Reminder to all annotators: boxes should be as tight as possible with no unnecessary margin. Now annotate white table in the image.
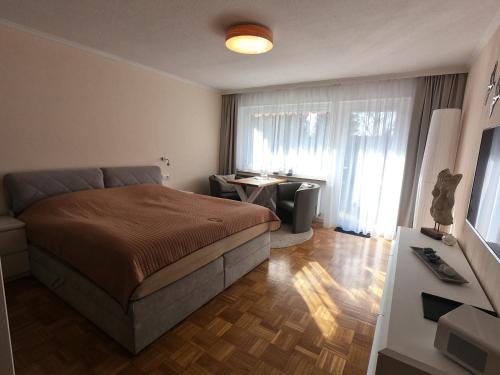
[368,227,493,375]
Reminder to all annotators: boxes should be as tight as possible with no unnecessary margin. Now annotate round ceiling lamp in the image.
[225,24,273,54]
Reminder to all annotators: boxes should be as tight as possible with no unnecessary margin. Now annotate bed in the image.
[3,166,280,353]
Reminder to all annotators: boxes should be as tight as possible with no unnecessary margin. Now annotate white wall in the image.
[0,24,221,214]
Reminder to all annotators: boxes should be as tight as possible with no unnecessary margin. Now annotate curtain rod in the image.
[222,66,468,95]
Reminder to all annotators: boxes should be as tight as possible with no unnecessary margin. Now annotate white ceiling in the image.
[1,0,500,91]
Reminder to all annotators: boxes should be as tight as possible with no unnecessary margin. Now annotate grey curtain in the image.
[219,94,238,175]
[397,73,468,227]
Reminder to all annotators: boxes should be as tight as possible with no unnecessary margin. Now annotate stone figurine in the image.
[430,169,463,228]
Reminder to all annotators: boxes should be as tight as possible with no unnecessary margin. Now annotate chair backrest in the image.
[208,175,221,197]
[277,182,302,202]
[297,182,320,192]
[296,182,320,204]
[293,183,320,233]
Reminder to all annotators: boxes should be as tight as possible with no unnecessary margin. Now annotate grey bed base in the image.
[29,231,270,354]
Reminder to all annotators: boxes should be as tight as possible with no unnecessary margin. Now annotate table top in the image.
[381,227,493,374]
[227,177,287,187]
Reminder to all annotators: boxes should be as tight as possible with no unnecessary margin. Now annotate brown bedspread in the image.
[19,184,280,309]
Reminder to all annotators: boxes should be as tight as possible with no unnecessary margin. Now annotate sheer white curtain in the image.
[236,87,334,178]
[236,79,416,239]
[321,80,416,239]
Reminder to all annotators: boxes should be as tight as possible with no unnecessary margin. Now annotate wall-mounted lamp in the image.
[160,156,170,166]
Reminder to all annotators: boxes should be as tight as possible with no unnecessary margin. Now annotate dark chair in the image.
[276,182,320,233]
[209,175,240,200]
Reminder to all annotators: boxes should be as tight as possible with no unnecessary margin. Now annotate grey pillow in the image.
[102,166,162,187]
[214,174,237,193]
[3,168,105,215]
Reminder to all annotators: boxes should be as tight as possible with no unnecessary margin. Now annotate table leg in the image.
[233,185,266,204]
[247,186,264,203]
[233,185,249,202]
[269,198,277,211]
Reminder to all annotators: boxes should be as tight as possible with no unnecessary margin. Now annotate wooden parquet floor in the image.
[5,225,391,375]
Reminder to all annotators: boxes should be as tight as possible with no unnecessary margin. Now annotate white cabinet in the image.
[368,227,493,375]
[0,216,29,280]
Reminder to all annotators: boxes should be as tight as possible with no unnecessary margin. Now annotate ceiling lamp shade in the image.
[225,24,273,54]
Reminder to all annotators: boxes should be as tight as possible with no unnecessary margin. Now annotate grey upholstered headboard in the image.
[3,168,105,215]
[101,166,162,188]
[3,165,162,215]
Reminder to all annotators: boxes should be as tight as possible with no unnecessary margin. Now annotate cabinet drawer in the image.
[1,251,30,280]
[0,229,27,255]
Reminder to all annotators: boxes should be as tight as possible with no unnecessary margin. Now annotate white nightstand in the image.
[0,216,29,281]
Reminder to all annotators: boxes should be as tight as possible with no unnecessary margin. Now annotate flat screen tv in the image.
[467,124,500,260]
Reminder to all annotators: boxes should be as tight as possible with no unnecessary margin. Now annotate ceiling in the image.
[1,0,499,91]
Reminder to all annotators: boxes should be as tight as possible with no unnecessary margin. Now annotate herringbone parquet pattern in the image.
[5,225,391,374]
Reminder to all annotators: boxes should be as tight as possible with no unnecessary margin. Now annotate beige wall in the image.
[0,24,221,214]
[454,25,500,311]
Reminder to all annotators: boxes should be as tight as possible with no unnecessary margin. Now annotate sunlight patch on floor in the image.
[368,285,383,298]
[290,234,391,338]
[365,266,387,280]
[309,261,358,302]
[292,264,341,338]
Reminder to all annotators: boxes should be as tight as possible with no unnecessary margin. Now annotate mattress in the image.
[131,221,273,300]
[19,184,280,309]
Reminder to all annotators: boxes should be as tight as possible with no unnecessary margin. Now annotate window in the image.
[236,79,416,238]
[236,102,332,178]
[335,102,412,237]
